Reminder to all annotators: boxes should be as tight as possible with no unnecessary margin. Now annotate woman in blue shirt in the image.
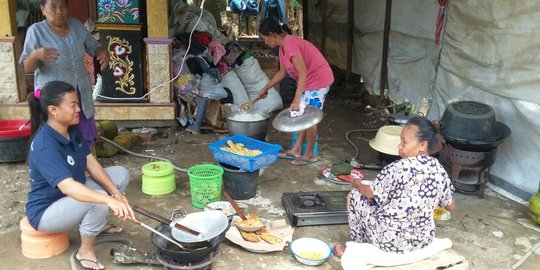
[26,81,135,270]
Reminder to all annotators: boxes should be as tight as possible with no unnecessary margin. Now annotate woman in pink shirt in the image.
[257,18,334,166]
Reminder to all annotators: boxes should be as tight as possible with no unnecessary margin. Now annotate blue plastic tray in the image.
[209,134,282,172]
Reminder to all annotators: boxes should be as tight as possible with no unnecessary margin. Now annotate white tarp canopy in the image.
[305,0,540,201]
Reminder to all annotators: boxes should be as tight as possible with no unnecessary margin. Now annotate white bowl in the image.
[290,238,332,266]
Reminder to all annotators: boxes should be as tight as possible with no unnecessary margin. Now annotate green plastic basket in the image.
[187,164,224,208]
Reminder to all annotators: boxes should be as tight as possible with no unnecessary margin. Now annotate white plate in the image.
[203,201,236,217]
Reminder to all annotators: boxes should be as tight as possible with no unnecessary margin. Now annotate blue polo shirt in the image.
[26,124,90,229]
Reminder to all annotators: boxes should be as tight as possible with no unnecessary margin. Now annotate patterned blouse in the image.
[20,18,100,118]
[349,155,455,253]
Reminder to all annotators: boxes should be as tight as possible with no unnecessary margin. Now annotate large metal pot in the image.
[226,111,270,141]
[440,101,511,150]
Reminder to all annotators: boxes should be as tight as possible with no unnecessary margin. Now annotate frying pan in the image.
[132,205,227,249]
[151,223,228,262]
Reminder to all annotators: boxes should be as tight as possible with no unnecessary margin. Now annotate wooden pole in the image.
[380,0,392,100]
[321,0,327,55]
[303,0,309,39]
[346,0,354,86]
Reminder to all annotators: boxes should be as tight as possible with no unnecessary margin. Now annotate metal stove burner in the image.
[444,145,497,198]
[282,191,348,227]
[156,248,220,270]
[293,193,326,210]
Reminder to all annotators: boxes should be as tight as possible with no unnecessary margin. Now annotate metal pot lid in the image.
[272,105,324,133]
[170,211,229,243]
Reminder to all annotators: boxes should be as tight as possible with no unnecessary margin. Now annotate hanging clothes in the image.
[435,0,447,45]
[229,0,260,16]
[263,0,286,24]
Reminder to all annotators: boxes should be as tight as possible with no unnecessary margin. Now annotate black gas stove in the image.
[281,191,349,227]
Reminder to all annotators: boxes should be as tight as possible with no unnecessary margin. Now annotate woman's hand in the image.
[107,197,136,221]
[96,49,110,71]
[257,88,269,100]
[34,47,60,63]
[351,179,374,200]
[112,192,128,203]
[290,97,301,111]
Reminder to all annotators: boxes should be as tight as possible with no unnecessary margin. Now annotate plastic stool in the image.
[20,217,69,259]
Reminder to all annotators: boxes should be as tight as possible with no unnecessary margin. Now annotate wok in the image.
[442,122,511,152]
[132,205,228,249]
[151,223,228,262]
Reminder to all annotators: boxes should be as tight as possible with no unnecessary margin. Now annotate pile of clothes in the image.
[172,31,282,134]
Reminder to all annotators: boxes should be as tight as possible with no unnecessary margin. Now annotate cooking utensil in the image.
[223,190,247,220]
[239,97,260,111]
[226,111,270,141]
[272,105,324,133]
[223,190,264,232]
[169,211,229,244]
[151,224,227,262]
[129,218,187,250]
[131,205,201,237]
[440,101,510,144]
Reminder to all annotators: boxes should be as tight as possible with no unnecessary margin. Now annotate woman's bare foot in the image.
[333,243,346,258]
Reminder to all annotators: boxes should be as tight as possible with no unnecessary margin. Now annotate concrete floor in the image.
[1,97,540,270]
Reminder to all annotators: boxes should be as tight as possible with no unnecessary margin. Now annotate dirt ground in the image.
[1,91,540,269]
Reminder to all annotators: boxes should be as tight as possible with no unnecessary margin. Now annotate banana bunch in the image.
[220,140,262,157]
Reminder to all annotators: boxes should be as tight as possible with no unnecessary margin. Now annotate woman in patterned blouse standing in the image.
[20,0,109,150]
[334,116,456,257]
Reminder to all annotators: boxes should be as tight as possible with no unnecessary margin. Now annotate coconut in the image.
[113,133,138,152]
[100,120,118,140]
[94,140,118,158]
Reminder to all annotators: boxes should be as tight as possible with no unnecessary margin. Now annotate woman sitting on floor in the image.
[334,116,456,257]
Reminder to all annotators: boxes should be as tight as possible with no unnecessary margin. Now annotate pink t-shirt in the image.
[279,35,334,90]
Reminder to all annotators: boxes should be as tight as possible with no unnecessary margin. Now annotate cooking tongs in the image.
[131,205,201,236]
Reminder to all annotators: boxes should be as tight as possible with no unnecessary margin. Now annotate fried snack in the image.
[254,227,268,235]
[261,232,282,245]
[220,140,263,157]
[240,230,261,243]
[235,214,264,228]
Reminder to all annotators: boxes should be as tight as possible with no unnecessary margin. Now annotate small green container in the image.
[141,161,176,195]
[187,164,223,208]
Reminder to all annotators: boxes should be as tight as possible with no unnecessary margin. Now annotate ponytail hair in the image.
[259,17,292,36]
[27,81,76,137]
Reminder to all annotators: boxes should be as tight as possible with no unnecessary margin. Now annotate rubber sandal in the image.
[290,158,319,166]
[98,223,123,236]
[76,256,105,270]
[278,152,300,160]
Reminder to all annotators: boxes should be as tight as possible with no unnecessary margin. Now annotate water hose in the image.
[99,135,188,173]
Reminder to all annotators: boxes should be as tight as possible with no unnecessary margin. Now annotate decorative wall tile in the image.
[97,0,140,24]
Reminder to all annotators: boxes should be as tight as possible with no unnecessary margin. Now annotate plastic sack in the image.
[197,73,228,100]
[222,71,249,105]
[234,56,283,114]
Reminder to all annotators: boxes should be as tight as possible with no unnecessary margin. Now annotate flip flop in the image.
[290,158,319,166]
[76,256,105,270]
[278,152,300,160]
[98,223,123,236]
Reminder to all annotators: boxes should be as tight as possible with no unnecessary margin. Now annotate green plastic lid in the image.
[141,161,174,177]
